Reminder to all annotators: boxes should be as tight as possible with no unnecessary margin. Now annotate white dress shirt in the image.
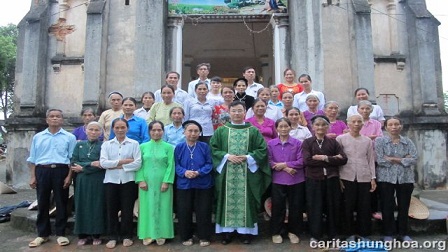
[100,136,142,184]
[246,82,264,97]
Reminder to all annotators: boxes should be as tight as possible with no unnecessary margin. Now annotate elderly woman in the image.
[109,97,149,144]
[245,88,283,121]
[245,98,277,143]
[375,117,417,242]
[72,108,104,141]
[137,121,175,246]
[347,88,385,125]
[98,91,123,140]
[100,118,142,249]
[71,122,105,246]
[336,115,376,241]
[324,101,348,139]
[303,94,325,132]
[163,107,186,147]
[292,74,325,112]
[358,100,383,141]
[175,120,214,247]
[302,115,347,242]
[268,118,304,244]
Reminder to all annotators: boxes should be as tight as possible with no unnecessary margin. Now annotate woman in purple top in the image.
[245,99,277,142]
[324,101,348,139]
[72,108,104,141]
[303,94,325,133]
[267,118,304,244]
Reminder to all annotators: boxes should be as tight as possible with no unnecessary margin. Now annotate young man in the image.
[210,101,271,245]
[243,67,264,98]
[27,109,77,248]
[188,63,211,98]
[154,71,190,104]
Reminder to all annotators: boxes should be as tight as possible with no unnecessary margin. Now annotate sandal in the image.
[77,238,88,246]
[57,236,70,246]
[92,239,102,246]
[123,239,133,247]
[29,237,49,248]
[143,238,154,246]
[156,238,165,245]
[199,240,210,247]
[182,238,193,246]
[106,240,117,249]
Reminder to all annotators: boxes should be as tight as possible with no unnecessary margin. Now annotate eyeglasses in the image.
[230,110,245,114]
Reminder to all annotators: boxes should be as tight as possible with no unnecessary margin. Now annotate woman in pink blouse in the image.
[245,99,277,142]
[358,100,383,140]
[324,101,348,139]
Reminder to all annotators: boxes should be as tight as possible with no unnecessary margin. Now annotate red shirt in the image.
[277,83,304,99]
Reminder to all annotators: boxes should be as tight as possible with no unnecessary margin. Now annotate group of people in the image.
[26,64,418,249]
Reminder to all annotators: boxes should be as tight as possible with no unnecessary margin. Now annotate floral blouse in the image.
[375,135,417,184]
[212,104,230,130]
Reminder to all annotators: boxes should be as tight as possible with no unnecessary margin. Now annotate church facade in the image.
[6,0,447,189]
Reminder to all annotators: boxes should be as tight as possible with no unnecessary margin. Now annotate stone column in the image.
[288,0,324,90]
[386,0,399,54]
[271,14,289,85]
[167,16,184,87]
[83,0,107,112]
[182,56,193,90]
[406,0,442,114]
[350,0,375,97]
[133,0,167,96]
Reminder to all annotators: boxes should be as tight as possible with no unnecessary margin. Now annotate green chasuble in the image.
[136,140,175,239]
[210,122,271,229]
[71,140,106,235]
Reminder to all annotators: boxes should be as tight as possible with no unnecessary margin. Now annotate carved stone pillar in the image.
[82,0,106,112]
[167,16,184,87]
[271,14,289,85]
[387,0,400,54]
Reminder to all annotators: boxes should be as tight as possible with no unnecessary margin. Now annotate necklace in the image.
[86,141,96,157]
[316,138,324,149]
[187,143,196,159]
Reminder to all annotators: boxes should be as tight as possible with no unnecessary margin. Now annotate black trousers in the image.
[176,188,213,241]
[105,182,137,240]
[35,166,70,237]
[378,182,413,236]
[341,180,372,236]
[306,177,341,240]
[271,182,305,236]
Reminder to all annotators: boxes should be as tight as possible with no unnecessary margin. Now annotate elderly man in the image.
[154,71,191,104]
[27,109,77,248]
[210,101,271,245]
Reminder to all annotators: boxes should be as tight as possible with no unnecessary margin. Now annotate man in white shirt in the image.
[243,67,264,98]
[154,71,190,104]
[188,63,211,98]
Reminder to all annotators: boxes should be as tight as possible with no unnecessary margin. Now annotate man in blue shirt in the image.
[27,109,77,248]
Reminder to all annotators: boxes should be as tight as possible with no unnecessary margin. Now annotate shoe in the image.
[77,238,88,246]
[156,238,166,245]
[28,237,49,248]
[123,239,133,247]
[241,234,251,244]
[372,212,383,220]
[143,238,154,246]
[272,235,283,244]
[221,233,232,245]
[106,240,117,249]
[383,236,394,242]
[199,240,210,247]
[57,236,70,246]
[182,239,193,246]
[92,239,102,246]
[288,233,300,244]
[401,235,412,242]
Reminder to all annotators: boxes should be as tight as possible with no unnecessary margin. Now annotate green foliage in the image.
[0,24,18,119]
